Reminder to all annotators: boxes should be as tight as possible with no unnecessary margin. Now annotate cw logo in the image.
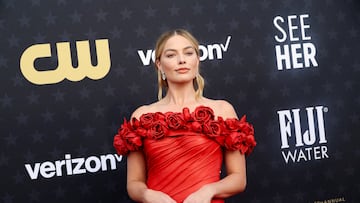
[20,39,111,85]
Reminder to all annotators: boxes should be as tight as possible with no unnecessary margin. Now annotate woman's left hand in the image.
[183,185,215,203]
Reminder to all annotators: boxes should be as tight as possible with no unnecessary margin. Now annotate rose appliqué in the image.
[140,113,155,128]
[148,120,168,139]
[203,120,222,138]
[113,119,143,155]
[113,106,256,156]
[165,112,185,130]
[192,106,214,123]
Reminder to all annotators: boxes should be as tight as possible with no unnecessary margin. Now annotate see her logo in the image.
[273,14,318,70]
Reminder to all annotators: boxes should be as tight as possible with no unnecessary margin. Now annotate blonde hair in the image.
[154,29,205,101]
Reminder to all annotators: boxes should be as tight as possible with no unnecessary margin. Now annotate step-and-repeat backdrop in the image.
[1,1,359,202]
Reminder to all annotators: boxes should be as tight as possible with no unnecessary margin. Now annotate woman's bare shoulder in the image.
[130,101,163,119]
[202,98,238,119]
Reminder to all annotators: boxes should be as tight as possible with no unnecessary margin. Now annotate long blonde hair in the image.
[154,29,205,101]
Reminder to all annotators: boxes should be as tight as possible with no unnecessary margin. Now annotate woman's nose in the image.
[178,54,186,64]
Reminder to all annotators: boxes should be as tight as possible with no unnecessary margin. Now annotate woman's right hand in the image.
[142,189,177,203]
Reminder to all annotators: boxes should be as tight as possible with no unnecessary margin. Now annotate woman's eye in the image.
[185,52,194,55]
[166,54,175,58]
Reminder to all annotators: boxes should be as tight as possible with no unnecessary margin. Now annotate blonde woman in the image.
[114,29,256,203]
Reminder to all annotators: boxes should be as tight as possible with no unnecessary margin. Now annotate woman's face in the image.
[156,35,199,85]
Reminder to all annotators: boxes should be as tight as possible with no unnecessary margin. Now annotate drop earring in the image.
[161,72,166,80]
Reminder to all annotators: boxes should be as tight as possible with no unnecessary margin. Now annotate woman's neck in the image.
[163,82,200,107]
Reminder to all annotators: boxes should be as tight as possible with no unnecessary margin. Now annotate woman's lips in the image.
[175,68,190,73]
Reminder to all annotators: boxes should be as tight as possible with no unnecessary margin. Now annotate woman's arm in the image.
[126,106,176,203]
[208,150,247,198]
[184,100,248,203]
[126,107,149,201]
[126,151,148,201]
[127,151,177,203]
[210,100,247,198]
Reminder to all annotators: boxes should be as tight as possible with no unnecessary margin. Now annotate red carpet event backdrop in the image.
[0,0,359,202]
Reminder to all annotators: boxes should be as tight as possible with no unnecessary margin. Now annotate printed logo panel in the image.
[20,39,111,85]
[277,106,329,163]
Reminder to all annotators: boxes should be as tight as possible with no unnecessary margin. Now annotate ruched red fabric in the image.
[113,106,256,203]
[144,134,224,203]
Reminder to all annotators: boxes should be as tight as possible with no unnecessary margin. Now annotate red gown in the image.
[113,106,256,203]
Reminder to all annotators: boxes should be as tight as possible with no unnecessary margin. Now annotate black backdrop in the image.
[1,0,359,202]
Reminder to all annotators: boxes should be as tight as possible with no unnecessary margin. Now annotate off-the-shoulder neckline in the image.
[135,105,210,116]
[133,105,242,121]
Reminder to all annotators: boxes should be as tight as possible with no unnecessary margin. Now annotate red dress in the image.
[113,106,256,203]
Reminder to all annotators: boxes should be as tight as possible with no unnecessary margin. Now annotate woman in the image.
[114,29,256,203]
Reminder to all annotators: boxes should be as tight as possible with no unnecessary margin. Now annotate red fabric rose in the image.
[224,118,239,131]
[243,134,256,155]
[113,134,128,155]
[192,106,214,123]
[131,117,141,129]
[225,131,256,155]
[214,135,225,146]
[113,119,143,154]
[154,112,166,121]
[148,120,168,139]
[140,113,154,128]
[183,107,192,121]
[239,115,246,123]
[203,121,222,138]
[123,131,142,151]
[225,132,246,151]
[191,121,202,132]
[117,119,132,136]
[223,115,256,155]
[239,122,254,136]
[166,112,185,130]
[135,127,147,137]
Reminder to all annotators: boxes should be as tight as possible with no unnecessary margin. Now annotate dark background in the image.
[0,0,359,202]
